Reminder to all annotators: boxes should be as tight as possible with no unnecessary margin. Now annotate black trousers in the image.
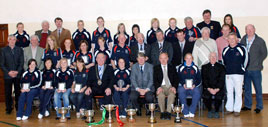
[203,97,222,112]
[130,90,154,109]
[4,78,21,111]
[85,87,112,110]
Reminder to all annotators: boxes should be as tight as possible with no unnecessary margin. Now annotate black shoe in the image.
[241,107,251,111]
[254,108,261,113]
[6,110,12,115]
[67,117,71,120]
[137,110,142,116]
[146,110,151,116]
[55,117,60,120]
[81,116,87,120]
[166,112,171,120]
[160,112,165,120]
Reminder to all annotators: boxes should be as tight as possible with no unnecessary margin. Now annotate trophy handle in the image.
[171,104,174,112]
[101,105,105,110]
[145,103,149,111]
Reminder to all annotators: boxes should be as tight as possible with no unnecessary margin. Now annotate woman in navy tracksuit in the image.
[54,58,74,119]
[73,40,95,70]
[113,23,130,46]
[146,18,162,45]
[42,35,62,68]
[129,24,140,47]
[38,58,56,119]
[70,58,88,118]
[94,37,111,65]
[16,59,41,121]
[177,53,201,118]
[61,38,76,67]
[112,58,131,118]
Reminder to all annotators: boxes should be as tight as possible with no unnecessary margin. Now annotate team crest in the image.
[210,26,214,30]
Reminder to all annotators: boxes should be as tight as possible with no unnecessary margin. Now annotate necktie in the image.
[180,43,184,53]
[163,65,170,86]
[99,67,103,79]
[140,44,143,51]
[159,43,163,53]
[140,66,143,73]
[58,29,61,37]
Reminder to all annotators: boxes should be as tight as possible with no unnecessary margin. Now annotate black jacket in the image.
[130,43,151,63]
[201,62,225,100]
[171,40,195,67]
[153,64,179,91]
[0,46,24,79]
[149,41,173,66]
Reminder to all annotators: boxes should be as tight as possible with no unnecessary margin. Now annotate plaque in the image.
[58,83,66,91]
[23,83,30,90]
[45,81,52,89]
[185,79,193,88]
[75,83,82,92]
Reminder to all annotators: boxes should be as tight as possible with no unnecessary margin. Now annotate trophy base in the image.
[85,119,94,123]
[106,119,114,123]
[128,118,136,123]
[174,118,181,123]
[148,118,156,123]
[60,118,67,123]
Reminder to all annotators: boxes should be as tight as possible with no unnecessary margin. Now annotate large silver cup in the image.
[125,108,138,123]
[84,110,95,123]
[101,104,118,123]
[171,104,181,123]
[117,79,125,91]
[56,107,70,122]
[145,103,157,123]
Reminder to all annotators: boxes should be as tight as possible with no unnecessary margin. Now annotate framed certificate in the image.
[45,81,52,89]
[75,84,82,92]
[185,79,193,88]
[23,83,30,90]
[81,56,88,63]
[58,83,66,91]
[67,59,71,66]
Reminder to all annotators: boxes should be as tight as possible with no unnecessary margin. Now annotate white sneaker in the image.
[189,112,195,118]
[184,114,190,118]
[120,115,126,119]
[38,114,43,119]
[45,110,50,117]
[22,116,28,120]
[16,117,22,121]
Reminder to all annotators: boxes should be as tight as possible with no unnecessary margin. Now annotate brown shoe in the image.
[234,112,240,117]
[225,111,233,115]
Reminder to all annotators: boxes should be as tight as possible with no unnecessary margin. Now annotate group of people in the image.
[0,9,267,122]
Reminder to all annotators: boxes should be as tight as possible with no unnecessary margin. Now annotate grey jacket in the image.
[23,46,44,70]
[0,46,24,79]
[130,62,154,92]
[241,34,267,71]
[149,41,173,66]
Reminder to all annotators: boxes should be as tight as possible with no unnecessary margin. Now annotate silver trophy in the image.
[101,104,118,123]
[84,110,95,123]
[171,104,182,123]
[145,103,158,123]
[125,108,138,123]
[56,107,70,122]
[117,79,125,91]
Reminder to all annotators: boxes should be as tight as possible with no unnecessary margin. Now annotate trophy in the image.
[56,107,70,122]
[84,110,95,123]
[145,103,157,123]
[171,104,182,123]
[117,79,125,91]
[101,104,118,123]
[185,79,193,89]
[22,83,30,90]
[125,108,138,123]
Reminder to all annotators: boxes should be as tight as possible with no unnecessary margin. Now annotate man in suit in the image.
[0,35,24,114]
[130,52,154,116]
[84,52,114,110]
[172,30,195,67]
[51,17,71,49]
[130,33,150,63]
[23,35,44,70]
[154,52,178,120]
[149,29,173,66]
[35,20,51,48]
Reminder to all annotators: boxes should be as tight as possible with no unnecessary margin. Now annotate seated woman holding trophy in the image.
[112,58,131,119]
[16,59,42,121]
[177,53,201,118]
[54,58,74,120]
[70,58,88,118]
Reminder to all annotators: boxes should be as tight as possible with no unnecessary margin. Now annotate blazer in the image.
[23,46,44,70]
[172,40,195,67]
[153,64,179,90]
[35,29,51,40]
[0,46,24,79]
[149,41,173,66]
[51,28,71,49]
[130,43,151,63]
[130,62,154,92]
[87,64,114,90]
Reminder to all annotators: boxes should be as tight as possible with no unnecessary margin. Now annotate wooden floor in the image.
[0,100,267,127]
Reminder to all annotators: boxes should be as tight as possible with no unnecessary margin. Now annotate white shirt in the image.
[138,43,145,52]
[158,41,164,48]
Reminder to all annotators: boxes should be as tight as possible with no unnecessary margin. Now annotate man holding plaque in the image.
[201,52,225,118]
[177,53,201,118]
[85,53,114,110]
[154,53,178,120]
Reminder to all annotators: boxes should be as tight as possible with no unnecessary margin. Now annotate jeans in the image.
[244,70,263,110]
[113,88,130,116]
[17,88,40,117]
[178,86,201,115]
[54,88,71,117]
[39,89,54,115]
[70,92,85,112]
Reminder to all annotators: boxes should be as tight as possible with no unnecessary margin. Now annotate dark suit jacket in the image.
[153,64,179,90]
[0,46,24,79]
[51,28,71,49]
[87,64,114,90]
[149,41,173,66]
[172,40,195,67]
[35,29,51,41]
[130,43,151,63]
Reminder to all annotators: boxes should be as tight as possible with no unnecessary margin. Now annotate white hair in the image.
[41,20,49,26]
[201,27,211,34]
[184,16,193,23]
[30,35,40,42]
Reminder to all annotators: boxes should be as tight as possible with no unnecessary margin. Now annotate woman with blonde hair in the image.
[146,18,161,45]
[113,23,129,46]
[42,35,62,68]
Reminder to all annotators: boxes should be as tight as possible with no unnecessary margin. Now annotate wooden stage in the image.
[0,100,266,127]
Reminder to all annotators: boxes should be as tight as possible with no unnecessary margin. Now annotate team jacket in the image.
[21,68,42,89]
[41,68,57,88]
[177,62,201,87]
[72,29,91,50]
[14,31,30,48]
[55,68,74,89]
[42,48,62,68]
